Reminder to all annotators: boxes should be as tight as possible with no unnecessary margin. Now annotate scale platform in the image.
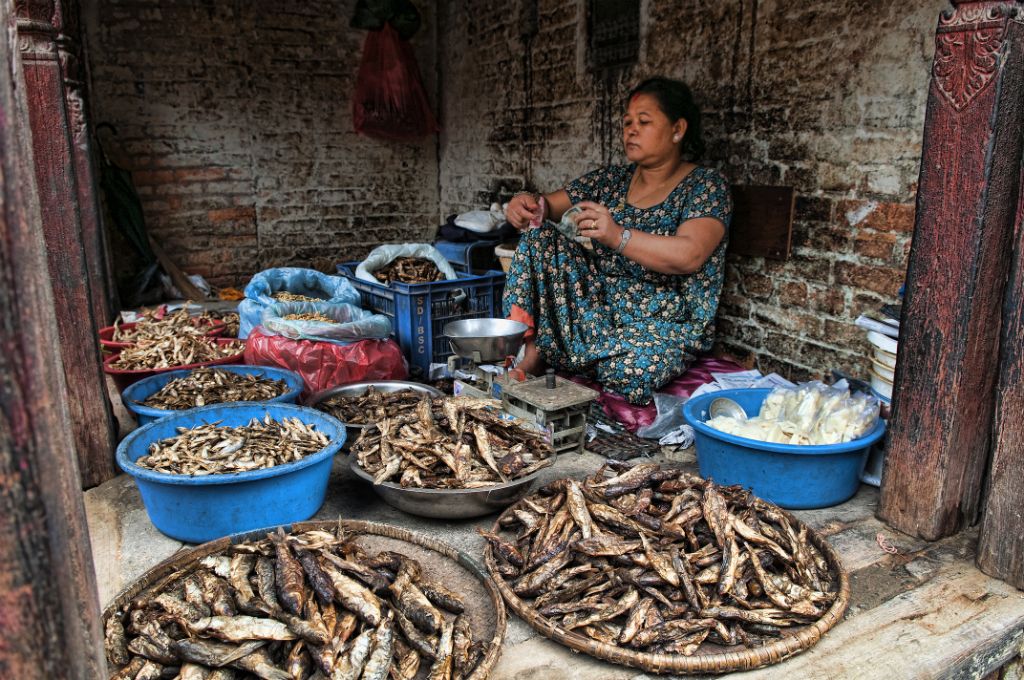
[502,374,598,454]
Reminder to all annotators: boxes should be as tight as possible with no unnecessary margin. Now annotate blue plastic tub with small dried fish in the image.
[116,402,345,543]
[121,364,306,425]
[682,388,886,510]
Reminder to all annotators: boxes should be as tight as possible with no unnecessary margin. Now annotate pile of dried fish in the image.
[111,337,245,371]
[273,292,324,302]
[113,305,217,343]
[372,257,444,285]
[140,368,290,410]
[136,416,329,475]
[105,527,486,680]
[314,387,426,425]
[352,397,553,489]
[200,311,240,337]
[283,312,336,323]
[482,462,839,657]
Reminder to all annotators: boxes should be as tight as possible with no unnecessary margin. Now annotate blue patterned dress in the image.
[503,164,732,404]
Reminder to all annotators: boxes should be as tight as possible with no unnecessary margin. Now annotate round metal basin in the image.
[443,318,528,363]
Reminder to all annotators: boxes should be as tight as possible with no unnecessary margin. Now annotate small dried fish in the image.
[140,368,289,410]
[313,387,425,425]
[282,312,335,323]
[272,292,323,302]
[372,257,444,284]
[105,528,485,680]
[135,416,329,475]
[112,336,244,371]
[113,305,216,343]
[353,397,553,489]
[487,464,840,657]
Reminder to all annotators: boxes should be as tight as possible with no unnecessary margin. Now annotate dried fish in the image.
[135,416,329,476]
[105,528,485,680]
[313,387,425,425]
[140,368,289,410]
[372,257,444,284]
[352,397,553,489]
[272,292,324,302]
[487,464,840,657]
[112,335,244,371]
[282,312,335,323]
[113,305,218,343]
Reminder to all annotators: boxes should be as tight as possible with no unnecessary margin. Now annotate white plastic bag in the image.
[355,243,458,284]
[454,205,505,233]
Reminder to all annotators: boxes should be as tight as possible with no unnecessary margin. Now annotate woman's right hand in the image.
[506,192,542,230]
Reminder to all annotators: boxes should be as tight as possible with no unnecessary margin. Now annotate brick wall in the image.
[83,0,439,290]
[438,0,944,381]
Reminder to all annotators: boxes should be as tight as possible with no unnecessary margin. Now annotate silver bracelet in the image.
[615,228,632,254]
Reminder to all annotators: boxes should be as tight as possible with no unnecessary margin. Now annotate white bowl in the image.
[867,330,898,354]
[871,358,894,381]
[873,347,897,369]
[870,369,893,400]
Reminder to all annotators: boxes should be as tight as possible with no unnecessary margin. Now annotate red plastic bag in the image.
[353,23,439,141]
[245,329,408,397]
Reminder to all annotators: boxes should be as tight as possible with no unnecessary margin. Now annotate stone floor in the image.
[86,436,1024,679]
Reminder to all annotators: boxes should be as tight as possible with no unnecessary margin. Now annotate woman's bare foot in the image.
[516,339,547,377]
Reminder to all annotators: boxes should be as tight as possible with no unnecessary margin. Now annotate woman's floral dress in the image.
[503,164,732,404]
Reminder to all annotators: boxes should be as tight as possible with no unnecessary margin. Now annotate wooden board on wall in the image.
[728,185,795,260]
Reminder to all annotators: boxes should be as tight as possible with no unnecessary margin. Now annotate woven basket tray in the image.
[104,519,507,680]
[484,508,850,675]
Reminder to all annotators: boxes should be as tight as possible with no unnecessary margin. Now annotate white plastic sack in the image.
[355,243,458,284]
[454,205,505,233]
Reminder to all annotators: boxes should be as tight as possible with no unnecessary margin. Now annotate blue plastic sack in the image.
[260,302,392,345]
[239,268,360,339]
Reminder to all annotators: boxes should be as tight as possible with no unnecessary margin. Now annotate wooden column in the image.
[878,1,1024,540]
[16,0,118,487]
[0,0,105,675]
[976,163,1024,588]
[55,0,117,325]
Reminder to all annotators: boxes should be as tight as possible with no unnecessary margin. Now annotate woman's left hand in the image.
[573,201,625,249]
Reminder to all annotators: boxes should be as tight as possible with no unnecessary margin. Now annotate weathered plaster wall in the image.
[83,1,439,289]
[438,0,946,381]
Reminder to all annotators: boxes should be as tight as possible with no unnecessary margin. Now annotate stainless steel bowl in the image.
[305,381,444,446]
[443,318,528,363]
[349,457,540,519]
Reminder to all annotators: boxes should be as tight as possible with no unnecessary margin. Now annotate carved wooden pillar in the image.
[15,0,118,487]
[976,162,1024,589]
[878,1,1024,540]
[1,1,105,676]
[54,0,117,325]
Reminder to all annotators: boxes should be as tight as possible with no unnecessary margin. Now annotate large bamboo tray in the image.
[484,506,850,675]
[104,519,507,679]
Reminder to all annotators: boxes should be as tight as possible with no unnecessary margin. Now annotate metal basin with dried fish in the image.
[103,338,246,392]
[116,403,345,542]
[348,396,555,518]
[306,381,444,445]
[122,365,306,425]
[482,462,850,674]
[102,520,506,679]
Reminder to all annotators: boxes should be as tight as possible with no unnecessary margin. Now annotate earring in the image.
[673,135,681,143]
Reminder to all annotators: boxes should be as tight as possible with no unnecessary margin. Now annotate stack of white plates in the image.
[866,330,897,402]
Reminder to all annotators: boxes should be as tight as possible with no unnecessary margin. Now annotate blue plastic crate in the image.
[337,262,506,377]
[434,239,501,275]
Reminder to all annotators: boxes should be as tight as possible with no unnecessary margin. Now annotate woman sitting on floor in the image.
[503,76,732,405]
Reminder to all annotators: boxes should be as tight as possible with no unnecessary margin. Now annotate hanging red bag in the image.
[244,329,408,398]
[353,22,439,141]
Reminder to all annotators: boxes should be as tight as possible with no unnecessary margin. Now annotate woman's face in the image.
[622,93,686,164]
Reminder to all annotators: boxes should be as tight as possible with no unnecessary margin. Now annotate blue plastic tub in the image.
[682,388,886,509]
[121,365,306,425]
[116,402,346,543]
[336,262,505,378]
